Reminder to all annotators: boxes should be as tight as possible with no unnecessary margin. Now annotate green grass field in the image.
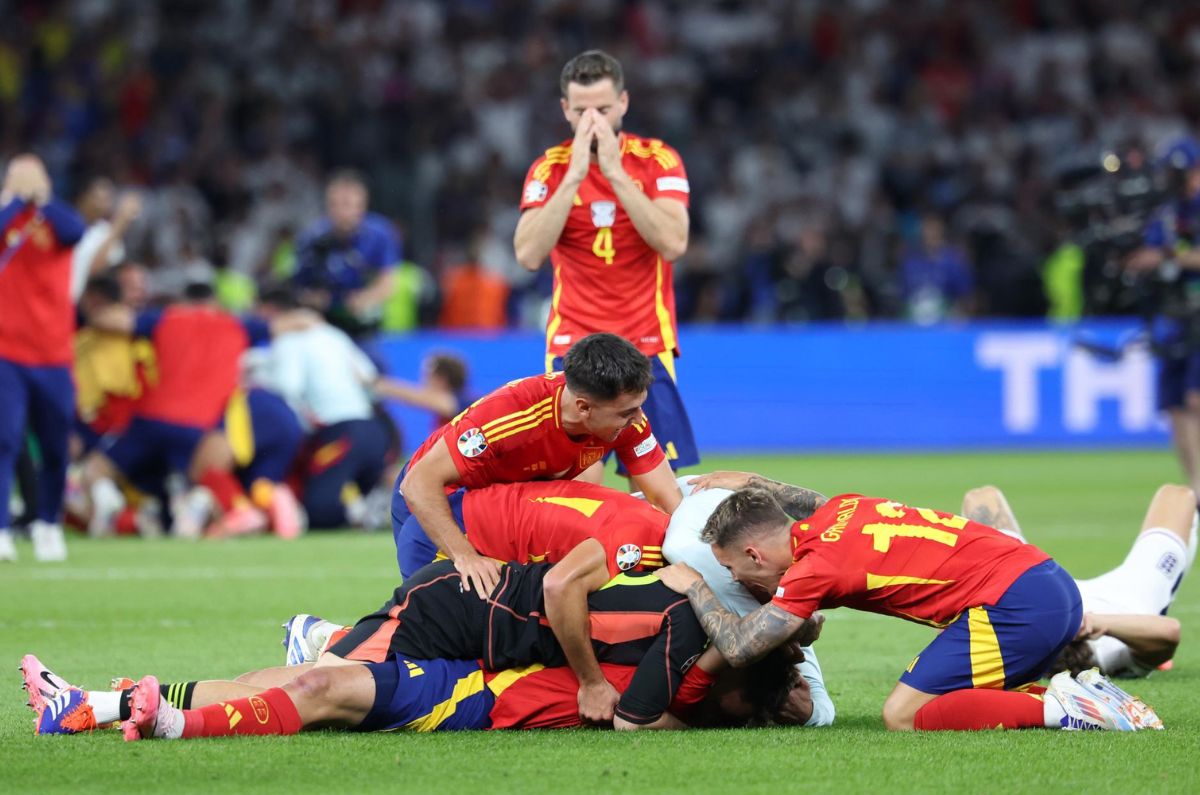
[2,450,1197,794]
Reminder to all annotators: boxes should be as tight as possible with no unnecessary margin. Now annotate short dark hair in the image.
[83,274,122,304]
[429,353,468,393]
[560,50,624,96]
[742,648,805,726]
[1048,641,1099,678]
[562,333,651,401]
[259,284,301,311]
[327,168,367,190]
[182,282,215,302]
[701,488,792,548]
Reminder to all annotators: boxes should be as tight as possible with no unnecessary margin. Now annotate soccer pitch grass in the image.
[2,450,1197,794]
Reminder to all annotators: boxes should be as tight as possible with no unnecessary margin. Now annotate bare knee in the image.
[288,668,335,702]
[881,698,916,732]
[1144,484,1197,538]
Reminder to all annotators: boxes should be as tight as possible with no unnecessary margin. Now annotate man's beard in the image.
[589,120,621,153]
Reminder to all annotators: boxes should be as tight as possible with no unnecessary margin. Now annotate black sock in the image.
[160,681,198,710]
[119,690,132,721]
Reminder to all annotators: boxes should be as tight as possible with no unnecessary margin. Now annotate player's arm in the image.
[656,564,814,668]
[613,711,687,731]
[591,117,688,261]
[513,115,596,271]
[543,539,620,723]
[373,377,458,418]
[399,438,500,597]
[690,471,827,520]
[630,458,683,514]
[347,268,395,316]
[1078,613,1181,668]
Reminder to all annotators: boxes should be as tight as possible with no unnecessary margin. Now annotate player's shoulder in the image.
[358,212,399,239]
[621,133,684,170]
[528,139,575,176]
[460,372,562,434]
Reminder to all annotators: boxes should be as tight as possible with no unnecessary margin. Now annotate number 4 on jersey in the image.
[592,228,615,265]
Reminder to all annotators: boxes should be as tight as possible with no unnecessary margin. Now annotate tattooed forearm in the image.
[746,475,827,520]
[964,503,1000,527]
[684,580,806,667]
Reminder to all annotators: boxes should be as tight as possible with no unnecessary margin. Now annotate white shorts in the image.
[662,484,836,727]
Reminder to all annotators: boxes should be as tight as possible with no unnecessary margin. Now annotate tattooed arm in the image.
[685,579,811,667]
[960,486,1023,537]
[744,475,828,520]
[689,471,828,520]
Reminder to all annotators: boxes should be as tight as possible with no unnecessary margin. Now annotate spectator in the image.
[71,177,141,301]
[898,213,974,324]
[293,170,400,337]
[439,231,509,329]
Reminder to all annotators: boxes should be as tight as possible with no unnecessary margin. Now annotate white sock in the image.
[162,704,185,739]
[1043,692,1068,728]
[87,691,123,724]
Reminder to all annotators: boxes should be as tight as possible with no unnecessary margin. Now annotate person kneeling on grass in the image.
[653,476,1165,732]
[961,483,1194,679]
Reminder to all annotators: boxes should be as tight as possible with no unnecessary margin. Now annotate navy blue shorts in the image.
[359,655,494,733]
[1156,352,1200,411]
[899,560,1082,694]
[391,462,467,577]
[221,388,304,484]
[551,353,699,473]
[102,417,204,494]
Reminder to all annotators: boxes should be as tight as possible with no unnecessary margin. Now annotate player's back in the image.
[785,494,1051,626]
[462,480,668,573]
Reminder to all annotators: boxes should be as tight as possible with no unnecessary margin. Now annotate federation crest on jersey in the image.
[579,446,604,470]
[457,428,488,458]
[615,543,642,571]
[524,179,548,204]
[590,201,616,228]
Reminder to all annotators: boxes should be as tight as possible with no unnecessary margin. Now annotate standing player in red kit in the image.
[514,50,699,478]
[0,154,85,562]
[656,480,1165,732]
[393,332,682,594]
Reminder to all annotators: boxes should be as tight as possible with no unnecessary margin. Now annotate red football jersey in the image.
[136,306,249,428]
[772,494,1051,627]
[520,133,690,359]
[0,205,75,366]
[485,661,715,730]
[405,372,665,489]
[462,480,667,576]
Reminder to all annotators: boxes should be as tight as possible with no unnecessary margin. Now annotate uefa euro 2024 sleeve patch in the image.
[616,543,643,571]
[523,180,548,203]
[457,428,488,458]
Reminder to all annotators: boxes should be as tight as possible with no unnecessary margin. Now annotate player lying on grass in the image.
[23,640,809,740]
[663,476,836,727]
[654,474,1164,732]
[961,483,1195,678]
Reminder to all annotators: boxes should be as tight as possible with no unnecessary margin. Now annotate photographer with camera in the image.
[1125,136,1200,500]
[292,170,400,338]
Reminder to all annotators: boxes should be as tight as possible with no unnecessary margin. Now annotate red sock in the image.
[913,689,1044,730]
[199,469,248,513]
[181,688,303,738]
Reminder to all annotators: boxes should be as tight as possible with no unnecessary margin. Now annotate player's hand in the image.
[792,611,825,647]
[1075,612,1106,641]
[591,112,623,180]
[455,551,502,599]
[4,154,47,202]
[1124,247,1164,272]
[114,192,143,226]
[577,679,620,724]
[688,471,756,492]
[565,110,596,186]
[654,562,702,594]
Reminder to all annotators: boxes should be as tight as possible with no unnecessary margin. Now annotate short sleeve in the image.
[643,143,690,208]
[770,559,827,619]
[440,403,507,487]
[519,151,566,211]
[612,413,665,476]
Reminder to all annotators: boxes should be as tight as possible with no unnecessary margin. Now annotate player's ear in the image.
[618,90,629,115]
[560,96,572,122]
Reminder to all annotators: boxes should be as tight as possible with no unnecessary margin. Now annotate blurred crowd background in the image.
[3,0,1199,328]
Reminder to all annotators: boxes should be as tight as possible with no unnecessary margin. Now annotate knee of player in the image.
[1163,617,1182,648]
[1155,484,1196,511]
[288,667,336,703]
[880,699,916,732]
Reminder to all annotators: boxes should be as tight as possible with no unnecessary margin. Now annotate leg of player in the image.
[960,485,1025,542]
[1167,404,1200,503]
[80,450,126,537]
[1140,483,1197,553]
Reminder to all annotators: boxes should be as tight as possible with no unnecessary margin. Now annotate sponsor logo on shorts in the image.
[616,543,642,571]
[681,652,700,673]
[457,428,488,458]
[523,180,548,203]
[633,436,657,458]
[249,695,271,724]
[656,176,690,194]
